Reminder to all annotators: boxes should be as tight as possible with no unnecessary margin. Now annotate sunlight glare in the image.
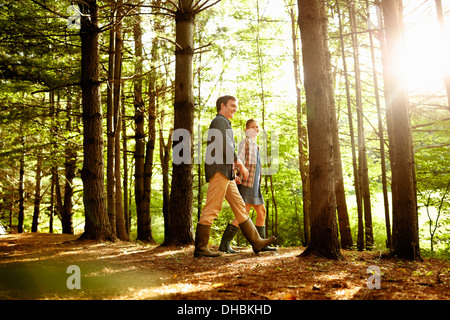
[402,2,450,94]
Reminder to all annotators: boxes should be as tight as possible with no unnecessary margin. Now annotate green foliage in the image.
[413,105,450,252]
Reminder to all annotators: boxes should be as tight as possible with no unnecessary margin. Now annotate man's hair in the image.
[246,118,257,129]
[216,95,237,113]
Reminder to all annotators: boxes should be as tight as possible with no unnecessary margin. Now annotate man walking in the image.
[194,95,275,257]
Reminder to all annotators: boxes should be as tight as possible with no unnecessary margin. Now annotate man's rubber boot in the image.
[256,226,277,251]
[194,223,221,258]
[219,223,240,253]
[239,218,276,254]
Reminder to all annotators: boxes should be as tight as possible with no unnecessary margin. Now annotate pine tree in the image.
[297,0,342,260]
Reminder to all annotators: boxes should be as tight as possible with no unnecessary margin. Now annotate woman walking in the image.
[219,119,277,253]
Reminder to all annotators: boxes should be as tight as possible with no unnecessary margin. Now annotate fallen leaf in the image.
[283,293,296,300]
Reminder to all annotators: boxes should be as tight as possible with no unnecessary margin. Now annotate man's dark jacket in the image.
[204,114,238,182]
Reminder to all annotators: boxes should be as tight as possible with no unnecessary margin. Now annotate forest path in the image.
[0,233,449,300]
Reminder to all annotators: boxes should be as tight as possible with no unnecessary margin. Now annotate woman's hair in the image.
[246,118,257,129]
[216,95,237,113]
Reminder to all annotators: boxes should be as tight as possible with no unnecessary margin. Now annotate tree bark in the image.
[133,5,151,241]
[107,7,116,236]
[366,0,392,249]
[323,5,352,249]
[31,151,43,232]
[140,8,160,243]
[381,0,421,260]
[337,0,364,250]
[78,0,115,241]
[17,138,25,234]
[62,91,76,234]
[122,92,129,235]
[113,0,128,241]
[49,167,54,233]
[349,0,373,249]
[165,1,196,245]
[297,0,342,260]
[289,5,310,246]
[160,110,172,243]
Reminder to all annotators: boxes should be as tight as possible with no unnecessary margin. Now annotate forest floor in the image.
[0,233,449,301]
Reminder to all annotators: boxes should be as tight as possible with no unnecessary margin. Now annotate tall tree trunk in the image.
[49,167,54,233]
[255,0,272,232]
[54,167,64,228]
[381,0,421,260]
[17,137,25,234]
[332,103,353,249]
[269,175,278,239]
[9,182,14,231]
[337,0,364,251]
[378,3,396,186]
[114,0,128,241]
[290,4,310,245]
[49,91,57,234]
[367,0,392,249]
[349,0,373,249]
[62,91,76,234]
[132,5,151,241]
[106,7,116,237]
[78,0,115,241]
[115,110,128,240]
[141,90,156,243]
[140,9,160,243]
[165,0,196,245]
[323,6,352,249]
[378,1,397,249]
[122,92,129,235]
[159,110,172,243]
[31,151,43,232]
[297,0,342,260]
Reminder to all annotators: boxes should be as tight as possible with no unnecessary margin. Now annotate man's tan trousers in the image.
[198,172,248,225]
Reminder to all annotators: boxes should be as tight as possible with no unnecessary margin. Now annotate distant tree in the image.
[348,0,374,250]
[323,3,352,250]
[31,151,43,233]
[288,4,310,246]
[61,89,78,235]
[17,136,25,233]
[113,0,129,241]
[336,0,365,251]
[366,0,392,249]
[132,3,150,241]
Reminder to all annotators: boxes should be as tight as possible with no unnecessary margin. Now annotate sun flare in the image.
[401,1,450,94]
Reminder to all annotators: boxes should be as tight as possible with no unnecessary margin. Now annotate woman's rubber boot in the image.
[239,218,276,254]
[194,223,221,258]
[256,226,277,251]
[219,223,240,253]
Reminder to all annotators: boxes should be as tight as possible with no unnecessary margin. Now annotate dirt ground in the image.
[0,233,449,300]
